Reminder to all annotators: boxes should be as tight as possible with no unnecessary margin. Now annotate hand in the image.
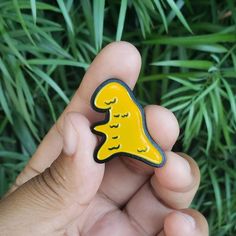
[0,42,208,236]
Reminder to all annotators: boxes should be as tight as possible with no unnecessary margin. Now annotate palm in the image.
[65,155,171,236]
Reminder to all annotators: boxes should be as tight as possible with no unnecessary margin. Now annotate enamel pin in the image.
[91,78,166,167]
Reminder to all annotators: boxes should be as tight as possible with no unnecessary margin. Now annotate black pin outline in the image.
[90,78,166,168]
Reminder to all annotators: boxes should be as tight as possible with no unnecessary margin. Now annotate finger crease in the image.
[98,189,121,208]
[123,208,149,236]
[27,163,41,175]
[149,181,173,211]
[51,162,69,192]
[48,166,61,186]
[41,170,62,201]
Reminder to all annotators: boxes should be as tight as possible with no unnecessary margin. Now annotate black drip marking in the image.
[137,147,148,153]
[113,114,120,118]
[109,124,120,128]
[112,136,119,139]
[104,98,117,105]
[108,144,120,150]
[121,112,129,118]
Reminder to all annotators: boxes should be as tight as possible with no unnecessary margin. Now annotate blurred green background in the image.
[0,0,235,235]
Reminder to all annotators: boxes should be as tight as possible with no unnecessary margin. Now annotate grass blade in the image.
[0,151,28,161]
[185,44,228,53]
[32,67,69,104]
[12,0,35,45]
[30,0,36,24]
[116,0,128,41]
[209,167,223,227]
[93,0,105,51]
[154,0,168,32]
[202,102,212,152]
[81,0,94,44]
[144,34,236,45]
[222,78,236,122]
[166,0,192,33]
[27,59,89,69]
[0,82,13,123]
[57,0,74,34]
[152,60,214,70]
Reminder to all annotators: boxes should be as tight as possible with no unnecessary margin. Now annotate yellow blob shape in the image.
[91,79,166,167]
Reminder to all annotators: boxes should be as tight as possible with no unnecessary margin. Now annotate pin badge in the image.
[91,78,166,168]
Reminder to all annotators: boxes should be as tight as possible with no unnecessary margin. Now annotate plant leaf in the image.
[57,0,74,34]
[116,0,128,41]
[152,60,214,70]
[166,0,192,33]
[93,0,105,51]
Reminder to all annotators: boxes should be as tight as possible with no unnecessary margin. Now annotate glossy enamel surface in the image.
[91,79,166,167]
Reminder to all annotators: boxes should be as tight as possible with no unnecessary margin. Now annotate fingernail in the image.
[175,211,196,229]
[63,113,79,156]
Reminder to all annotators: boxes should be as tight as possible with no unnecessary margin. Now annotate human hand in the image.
[0,42,208,236]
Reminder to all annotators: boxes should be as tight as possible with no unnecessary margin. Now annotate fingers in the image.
[124,152,200,235]
[97,105,179,206]
[145,105,180,151]
[161,209,209,236]
[0,113,104,234]
[9,42,141,193]
[152,152,200,209]
[121,105,180,174]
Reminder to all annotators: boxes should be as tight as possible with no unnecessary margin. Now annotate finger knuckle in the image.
[31,163,71,210]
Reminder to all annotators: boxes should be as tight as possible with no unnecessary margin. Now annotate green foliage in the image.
[0,0,235,235]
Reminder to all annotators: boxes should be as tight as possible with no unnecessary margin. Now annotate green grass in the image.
[0,0,235,235]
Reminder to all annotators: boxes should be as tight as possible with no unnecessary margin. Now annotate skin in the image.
[0,42,209,236]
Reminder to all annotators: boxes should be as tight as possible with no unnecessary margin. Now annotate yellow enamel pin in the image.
[91,79,166,167]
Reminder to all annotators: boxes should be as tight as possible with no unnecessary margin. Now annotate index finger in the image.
[61,41,141,124]
[10,42,141,192]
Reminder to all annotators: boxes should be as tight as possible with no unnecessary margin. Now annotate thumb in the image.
[0,113,104,234]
